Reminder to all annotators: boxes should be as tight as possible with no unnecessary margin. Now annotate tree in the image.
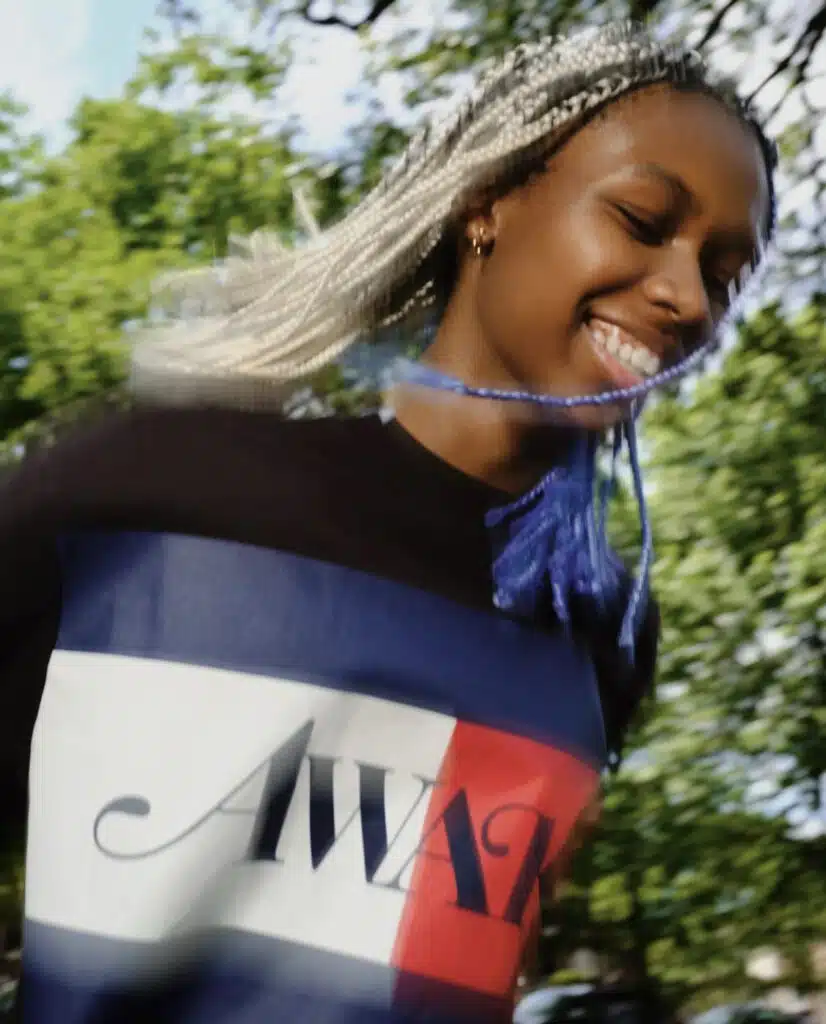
[541,297,826,1010]
[0,6,407,458]
[546,764,826,1012]
[157,0,826,289]
[519,294,826,1006]
[649,299,826,824]
[0,52,303,455]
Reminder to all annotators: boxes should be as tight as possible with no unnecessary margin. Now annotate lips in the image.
[586,317,663,389]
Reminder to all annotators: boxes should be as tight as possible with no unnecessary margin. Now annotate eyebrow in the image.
[630,162,760,261]
[630,162,692,200]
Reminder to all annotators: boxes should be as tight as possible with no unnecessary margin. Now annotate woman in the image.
[0,22,774,1024]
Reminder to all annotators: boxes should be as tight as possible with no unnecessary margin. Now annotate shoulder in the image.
[0,406,375,608]
[1,404,372,521]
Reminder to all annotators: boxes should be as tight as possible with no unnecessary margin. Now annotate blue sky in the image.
[0,0,157,142]
[84,0,159,97]
[0,0,422,153]
[6,0,815,171]
[0,0,818,263]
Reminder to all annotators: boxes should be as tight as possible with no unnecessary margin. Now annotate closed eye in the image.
[616,205,668,246]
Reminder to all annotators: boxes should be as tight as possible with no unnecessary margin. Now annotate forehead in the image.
[551,86,769,239]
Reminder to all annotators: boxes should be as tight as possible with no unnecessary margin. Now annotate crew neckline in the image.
[378,414,512,509]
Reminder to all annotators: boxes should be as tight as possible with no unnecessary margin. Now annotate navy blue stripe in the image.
[22,921,510,1024]
[56,530,606,765]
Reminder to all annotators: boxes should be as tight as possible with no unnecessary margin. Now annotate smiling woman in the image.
[0,21,776,1024]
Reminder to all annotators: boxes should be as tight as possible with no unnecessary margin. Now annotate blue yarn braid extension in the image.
[390,336,709,407]
[621,415,654,655]
[388,340,710,666]
[484,430,629,634]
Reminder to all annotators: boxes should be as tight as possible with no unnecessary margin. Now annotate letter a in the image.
[385,789,488,915]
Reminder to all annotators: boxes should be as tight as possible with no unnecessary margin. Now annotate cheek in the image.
[479,245,550,330]
[476,212,575,342]
[476,208,632,363]
[474,248,562,383]
[575,226,630,283]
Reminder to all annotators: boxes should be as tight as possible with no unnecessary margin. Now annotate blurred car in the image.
[515,985,593,1024]
[514,983,675,1024]
[693,1005,808,1024]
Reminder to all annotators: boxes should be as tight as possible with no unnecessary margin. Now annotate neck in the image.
[390,289,582,496]
[392,391,581,494]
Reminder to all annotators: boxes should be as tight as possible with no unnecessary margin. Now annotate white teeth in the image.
[642,349,661,374]
[589,320,662,377]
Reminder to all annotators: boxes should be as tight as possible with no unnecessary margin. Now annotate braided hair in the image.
[130,21,777,409]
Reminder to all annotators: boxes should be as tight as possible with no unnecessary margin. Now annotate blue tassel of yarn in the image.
[388,357,668,664]
[484,420,651,664]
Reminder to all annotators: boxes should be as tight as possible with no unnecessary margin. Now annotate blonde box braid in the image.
[130,21,777,409]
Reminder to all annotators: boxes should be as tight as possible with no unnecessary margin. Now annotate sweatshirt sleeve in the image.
[0,408,163,841]
[0,403,269,839]
[0,441,65,846]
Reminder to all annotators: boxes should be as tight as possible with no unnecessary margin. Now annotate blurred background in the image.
[0,0,824,1020]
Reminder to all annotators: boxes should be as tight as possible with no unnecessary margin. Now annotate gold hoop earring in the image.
[471,233,491,257]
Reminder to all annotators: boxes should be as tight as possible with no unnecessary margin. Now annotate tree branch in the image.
[297,0,397,29]
[748,4,826,106]
[628,0,664,21]
[156,0,202,38]
[696,0,740,50]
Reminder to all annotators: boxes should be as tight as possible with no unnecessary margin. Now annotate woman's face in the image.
[466,85,770,429]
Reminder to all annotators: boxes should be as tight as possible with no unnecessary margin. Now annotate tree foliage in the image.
[535,298,826,1004]
[0,42,302,453]
[650,301,826,819]
[160,0,826,285]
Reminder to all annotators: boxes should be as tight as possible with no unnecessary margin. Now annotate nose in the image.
[642,244,712,329]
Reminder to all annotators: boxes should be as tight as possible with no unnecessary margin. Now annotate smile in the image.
[587,318,662,379]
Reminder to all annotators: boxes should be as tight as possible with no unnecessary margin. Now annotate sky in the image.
[0,0,389,153]
[0,0,156,141]
[1,0,821,169]
[2,0,822,234]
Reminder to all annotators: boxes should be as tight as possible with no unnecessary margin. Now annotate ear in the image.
[463,184,524,250]
[462,190,498,250]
